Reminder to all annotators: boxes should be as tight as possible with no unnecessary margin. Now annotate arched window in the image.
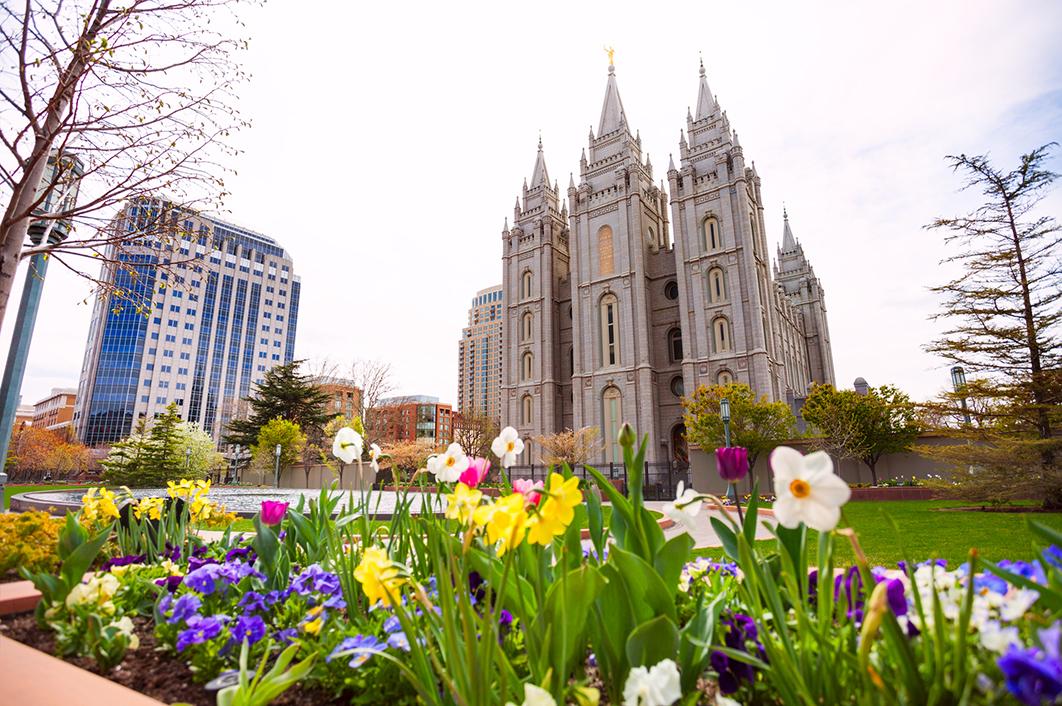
[521,394,533,425]
[712,317,731,353]
[597,225,614,275]
[667,327,683,363]
[708,267,726,304]
[602,386,622,462]
[717,370,733,385]
[521,351,533,381]
[704,217,721,251]
[521,311,532,341]
[600,293,619,367]
[521,271,533,299]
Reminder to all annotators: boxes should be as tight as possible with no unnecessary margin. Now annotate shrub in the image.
[0,510,62,578]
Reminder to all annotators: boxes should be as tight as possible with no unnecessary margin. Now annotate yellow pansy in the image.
[353,546,406,607]
[444,482,483,525]
[474,493,529,556]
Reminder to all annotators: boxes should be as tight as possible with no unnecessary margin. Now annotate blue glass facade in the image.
[82,255,158,445]
[204,274,233,431]
[284,279,300,364]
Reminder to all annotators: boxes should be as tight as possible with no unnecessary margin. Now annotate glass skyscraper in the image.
[74,199,300,446]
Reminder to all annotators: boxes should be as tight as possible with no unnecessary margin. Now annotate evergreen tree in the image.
[224,361,331,449]
[103,404,206,487]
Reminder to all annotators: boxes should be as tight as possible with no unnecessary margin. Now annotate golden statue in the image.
[605,46,615,66]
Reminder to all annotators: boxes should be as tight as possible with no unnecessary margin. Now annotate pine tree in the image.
[224,361,331,449]
[102,404,206,487]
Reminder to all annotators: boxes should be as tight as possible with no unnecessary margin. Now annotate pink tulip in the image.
[260,500,289,526]
[512,478,543,504]
[715,446,749,482]
[459,457,491,488]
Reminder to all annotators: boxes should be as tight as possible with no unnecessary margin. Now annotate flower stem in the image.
[730,482,744,525]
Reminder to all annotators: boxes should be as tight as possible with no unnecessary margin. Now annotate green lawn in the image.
[694,499,1062,568]
[3,483,86,510]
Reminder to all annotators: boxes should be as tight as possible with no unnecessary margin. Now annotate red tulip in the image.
[260,500,289,526]
[715,446,749,482]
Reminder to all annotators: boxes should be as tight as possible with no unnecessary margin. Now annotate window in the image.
[521,271,533,299]
[708,267,727,304]
[521,395,533,425]
[718,370,734,385]
[600,293,619,367]
[521,311,532,342]
[522,351,533,381]
[668,327,683,363]
[713,317,732,353]
[704,217,721,251]
[670,375,685,397]
[568,346,575,376]
[603,386,622,462]
[597,225,614,275]
[664,280,679,300]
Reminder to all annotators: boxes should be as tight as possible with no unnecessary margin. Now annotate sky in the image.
[3,0,1062,410]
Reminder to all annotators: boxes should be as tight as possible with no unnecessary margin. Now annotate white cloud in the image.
[2,0,1060,411]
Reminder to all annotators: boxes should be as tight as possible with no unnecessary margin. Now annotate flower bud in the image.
[617,423,635,449]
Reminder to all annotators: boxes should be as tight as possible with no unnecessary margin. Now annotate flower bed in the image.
[848,486,937,502]
[4,427,1060,706]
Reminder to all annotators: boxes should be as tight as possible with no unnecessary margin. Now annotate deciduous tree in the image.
[251,417,305,486]
[533,427,602,468]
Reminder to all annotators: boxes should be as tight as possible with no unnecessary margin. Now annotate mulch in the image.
[0,614,348,706]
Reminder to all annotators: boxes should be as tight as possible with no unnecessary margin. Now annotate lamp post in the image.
[950,366,971,425]
[185,447,192,473]
[720,397,735,502]
[274,443,282,488]
[0,153,83,476]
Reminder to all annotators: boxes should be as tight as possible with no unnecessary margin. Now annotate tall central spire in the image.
[695,58,716,120]
[597,64,628,136]
[782,208,798,251]
[530,135,549,188]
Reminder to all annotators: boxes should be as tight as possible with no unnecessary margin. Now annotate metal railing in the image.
[505,461,689,501]
[4,467,97,484]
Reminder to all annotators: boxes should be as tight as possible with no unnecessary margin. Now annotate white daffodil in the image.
[770,446,851,532]
[622,658,682,706]
[332,427,364,465]
[369,443,383,473]
[430,442,469,482]
[491,426,525,468]
[662,481,702,532]
[505,683,557,706]
[1000,588,1040,621]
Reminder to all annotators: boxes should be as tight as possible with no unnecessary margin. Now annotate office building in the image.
[457,285,503,423]
[31,388,77,436]
[74,199,301,445]
[375,395,453,447]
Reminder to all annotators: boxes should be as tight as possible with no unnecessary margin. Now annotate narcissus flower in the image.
[474,493,529,556]
[429,442,469,483]
[770,446,850,532]
[369,443,383,473]
[662,481,702,532]
[134,496,165,521]
[444,482,483,525]
[527,473,582,545]
[491,427,524,469]
[333,427,364,465]
[353,546,406,607]
[505,683,557,706]
[622,658,682,706]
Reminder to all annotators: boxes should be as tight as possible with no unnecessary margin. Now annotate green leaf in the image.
[743,481,760,545]
[653,533,694,594]
[710,516,739,561]
[586,487,606,559]
[678,594,724,692]
[60,525,112,591]
[609,546,677,622]
[531,565,604,681]
[58,512,88,561]
[626,615,680,668]
[774,522,805,575]
[1028,519,1062,549]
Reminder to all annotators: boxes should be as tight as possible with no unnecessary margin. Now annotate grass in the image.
[3,483,86,510]
[693,499,1062,568]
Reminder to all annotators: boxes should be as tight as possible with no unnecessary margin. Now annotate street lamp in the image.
[720,397,732,448]
[0,152,83,476]
[274,443,282,488]
[950,366,971,425]
[185,447,192,472]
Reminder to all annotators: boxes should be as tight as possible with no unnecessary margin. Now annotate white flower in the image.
[715,697,742,706]
[429,442,469,482]
[1000,588,1039,621]
[369,443,383,473]
[662,481,702,532]
[622,658,682,706]
[332,427,364,465]
[491,426,525,469]
[770,446,851,532]
[112,616,140,650]
[979,620,1020,653]
[505,684,557,706]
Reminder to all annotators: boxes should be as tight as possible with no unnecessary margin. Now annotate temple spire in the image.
[530,136,550,188]
[782,207,797,251]
[597,63,628,135]
[695,58,716,120]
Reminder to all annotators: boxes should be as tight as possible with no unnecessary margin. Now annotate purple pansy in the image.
[386,631,411,652]
[101,554,146,571]
[176,615,224,651]
[184,564,224,595]
[998,626,1062,706]
[231,614,267,646]
[328,635,386,668]
[155,575,183,593]
[167,594,202,625]
[238,591,268,614]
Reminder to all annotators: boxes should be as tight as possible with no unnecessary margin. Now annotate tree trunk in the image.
[867,461,879,486]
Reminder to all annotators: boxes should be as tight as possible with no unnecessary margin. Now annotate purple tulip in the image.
[715,446,749,482]
[259,500,289,526]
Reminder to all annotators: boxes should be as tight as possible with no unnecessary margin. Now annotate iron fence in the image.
[4,467,96,484]
[505,461,689,501]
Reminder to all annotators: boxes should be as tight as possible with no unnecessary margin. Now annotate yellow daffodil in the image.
[353,546,406,607]
[474,493,529,556]
[444,482,483,525]
[80,487,119,526]
[527,473,582,546]
[134,496,165,521]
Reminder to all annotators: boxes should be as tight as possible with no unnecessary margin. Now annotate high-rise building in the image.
[457,285,503,423]
[501,61,835,464]
[74,199,301,446]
